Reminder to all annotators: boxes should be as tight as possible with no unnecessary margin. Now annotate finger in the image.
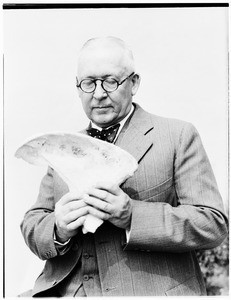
[59,191,85,205]
[66,215,87,231]
[84,195,112,213]
[64,206,89,224]
[87,206,110,221]
[55,199,87,216]
[65,199,87,212]
[92,182,120,195]
[87,188,109,202]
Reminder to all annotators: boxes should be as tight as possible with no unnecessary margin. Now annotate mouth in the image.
[93,105,112,112]
[95,105,111,109]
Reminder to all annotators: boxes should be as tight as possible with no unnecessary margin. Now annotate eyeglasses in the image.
[76,72,135,93]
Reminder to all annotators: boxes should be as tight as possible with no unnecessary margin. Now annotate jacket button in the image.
[83,275,89,281]
[83,253,90,259]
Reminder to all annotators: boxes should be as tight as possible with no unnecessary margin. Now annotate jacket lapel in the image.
[115,103,154,163]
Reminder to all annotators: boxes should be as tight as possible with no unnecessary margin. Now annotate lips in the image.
[93,105,112,112]
[95,106,111,109]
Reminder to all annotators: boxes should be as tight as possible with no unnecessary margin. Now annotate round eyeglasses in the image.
[76,72,135,93]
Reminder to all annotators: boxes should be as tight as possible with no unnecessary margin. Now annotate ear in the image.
[131,73,141,96]
[76,76,82,97]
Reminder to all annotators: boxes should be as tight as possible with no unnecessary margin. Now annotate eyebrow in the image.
[84,74,117,80]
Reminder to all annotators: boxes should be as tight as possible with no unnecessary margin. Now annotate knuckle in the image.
[103,203,109,211]
[68,202,77,212]
[101,191,108,200]
[115,211,122,218]
[104,213,110,220]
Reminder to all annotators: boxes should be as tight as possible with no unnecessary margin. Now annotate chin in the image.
[93,115,115,127]
[95,119,114,128]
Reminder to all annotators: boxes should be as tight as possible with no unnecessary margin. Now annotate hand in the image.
[84,182,132,230]
[54,192,89,243]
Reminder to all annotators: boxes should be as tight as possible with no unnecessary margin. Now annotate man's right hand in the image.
[54,192,89,243]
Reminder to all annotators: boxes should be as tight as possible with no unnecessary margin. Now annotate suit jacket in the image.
[21,103,228,296]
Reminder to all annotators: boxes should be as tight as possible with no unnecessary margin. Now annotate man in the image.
[21,36,228,296]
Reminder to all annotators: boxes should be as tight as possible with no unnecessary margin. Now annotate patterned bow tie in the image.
[87,123,120,143]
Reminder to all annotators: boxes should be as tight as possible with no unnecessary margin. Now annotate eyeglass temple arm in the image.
[118,72,135,86]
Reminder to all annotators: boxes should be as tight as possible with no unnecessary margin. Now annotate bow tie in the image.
[87,123,120,143]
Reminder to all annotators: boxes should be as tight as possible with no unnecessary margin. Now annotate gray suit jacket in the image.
[21,103,228,296]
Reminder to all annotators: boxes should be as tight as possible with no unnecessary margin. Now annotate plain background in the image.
[3,6,228,296]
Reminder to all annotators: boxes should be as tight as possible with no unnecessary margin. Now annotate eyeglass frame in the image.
[76,72,135,93]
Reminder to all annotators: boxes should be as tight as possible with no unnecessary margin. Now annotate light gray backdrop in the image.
[3,6,228,296]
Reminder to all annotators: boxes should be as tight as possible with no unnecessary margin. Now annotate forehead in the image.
[77,45,128,79]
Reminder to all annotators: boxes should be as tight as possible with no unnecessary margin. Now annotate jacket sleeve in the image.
[124,123,228,253]
[20,167,73,260]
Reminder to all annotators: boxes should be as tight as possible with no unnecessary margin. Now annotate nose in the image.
[93,80,107,100]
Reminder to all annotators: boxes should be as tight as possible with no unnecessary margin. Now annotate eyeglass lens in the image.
[81,78,118,93]
[77,72,134,93]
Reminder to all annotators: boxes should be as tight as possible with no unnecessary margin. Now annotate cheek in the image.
[115,90,132,111]
[80,97,91,117]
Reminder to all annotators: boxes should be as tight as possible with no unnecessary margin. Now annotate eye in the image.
[104,78,116,84]
[81,79,94,88]
[103,78,117,89]
[80,79,95,92]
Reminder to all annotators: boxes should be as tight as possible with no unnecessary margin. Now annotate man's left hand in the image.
[83,182,132,230]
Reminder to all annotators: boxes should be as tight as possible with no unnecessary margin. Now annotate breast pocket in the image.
[123,177,177,205]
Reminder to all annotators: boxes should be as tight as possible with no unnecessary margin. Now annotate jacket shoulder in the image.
[150,112,193,130]
[134,103,194,129]
[140,108,197,139]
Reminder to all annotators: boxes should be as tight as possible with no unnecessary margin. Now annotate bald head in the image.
[77,36,135,78]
